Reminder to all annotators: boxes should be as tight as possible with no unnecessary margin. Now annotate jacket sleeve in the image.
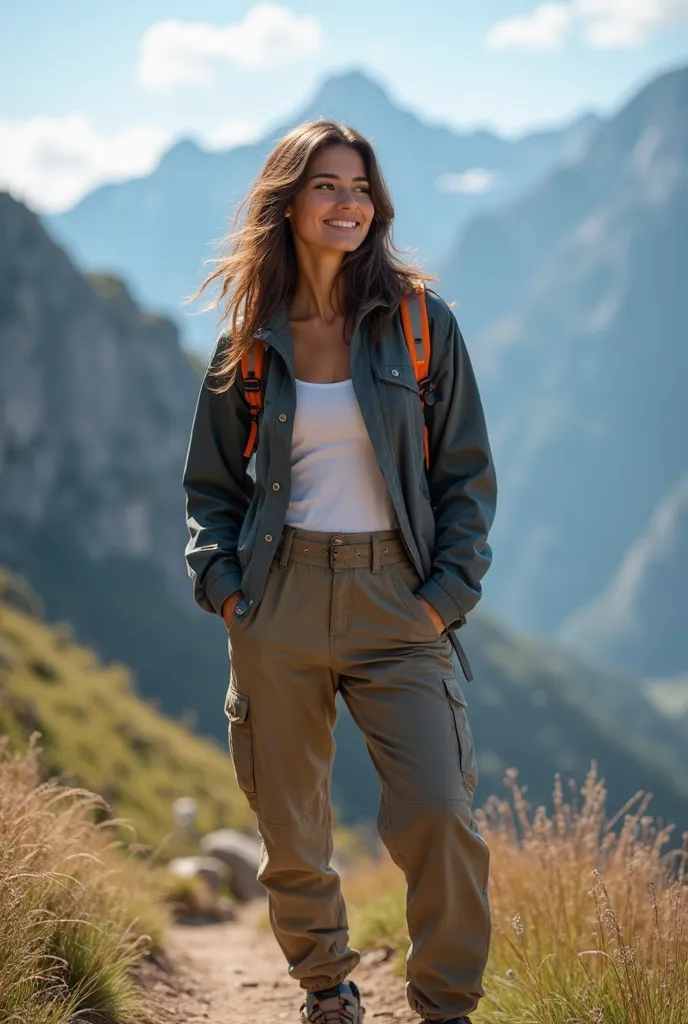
[182,333,254,615]
[415,300,498,631]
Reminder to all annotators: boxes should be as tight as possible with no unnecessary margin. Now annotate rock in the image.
[0,569,43,619]
[199,829,265,901]
[167,855,226,894]
[0,195,198,604]
[172,796,198,827]
[360,948,393,967]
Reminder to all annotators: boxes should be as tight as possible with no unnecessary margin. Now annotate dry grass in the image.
[0,733,170,1024]
[346,765,688,1024]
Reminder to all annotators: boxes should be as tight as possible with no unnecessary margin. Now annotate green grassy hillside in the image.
[0,568,252,852]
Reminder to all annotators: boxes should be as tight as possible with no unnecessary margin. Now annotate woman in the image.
[182,120,497,1024]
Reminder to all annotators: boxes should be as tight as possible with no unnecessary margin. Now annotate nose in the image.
[337,187,356,208]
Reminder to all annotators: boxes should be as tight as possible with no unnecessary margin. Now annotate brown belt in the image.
[274,525,475,683]
[275,525,408,571]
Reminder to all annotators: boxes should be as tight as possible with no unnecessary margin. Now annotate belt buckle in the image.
[329,535,344,569]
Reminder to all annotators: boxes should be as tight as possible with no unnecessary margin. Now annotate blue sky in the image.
[2,0,687,212]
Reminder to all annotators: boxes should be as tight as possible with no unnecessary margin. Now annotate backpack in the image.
[241,282,434,463]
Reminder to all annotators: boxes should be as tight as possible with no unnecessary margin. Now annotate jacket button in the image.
[278,413,287,423]
[272,482,280,491]
[264,534,273,543]
[391,369,400,376]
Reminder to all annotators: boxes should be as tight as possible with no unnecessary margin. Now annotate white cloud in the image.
[435,168,500,195]
[201,120,262,151]
[486,3,573,51]
[0,114,170,214]
[578,0,688,47]
[138,4,324,91]
[486,0,688,51]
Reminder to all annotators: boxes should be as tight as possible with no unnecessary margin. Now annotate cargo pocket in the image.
[224,687,256,797]
[443,676,478,797]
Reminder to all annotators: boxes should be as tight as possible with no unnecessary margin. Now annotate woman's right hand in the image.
[221,590,243,631]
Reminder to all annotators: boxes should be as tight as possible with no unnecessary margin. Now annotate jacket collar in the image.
[254,298,389,375]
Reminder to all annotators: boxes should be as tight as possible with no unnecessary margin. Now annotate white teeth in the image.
[326,220,358,228]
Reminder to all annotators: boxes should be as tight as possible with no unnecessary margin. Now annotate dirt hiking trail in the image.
[142,901,416,1024]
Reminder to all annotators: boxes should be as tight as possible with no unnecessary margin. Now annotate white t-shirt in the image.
[284,377,397,533]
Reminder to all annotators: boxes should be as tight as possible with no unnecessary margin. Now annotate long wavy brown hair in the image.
[187,119,434,392]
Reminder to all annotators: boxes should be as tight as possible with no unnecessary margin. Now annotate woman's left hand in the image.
[415,595,446,635]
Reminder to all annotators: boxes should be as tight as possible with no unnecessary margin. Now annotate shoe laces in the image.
[304,985,361,1024]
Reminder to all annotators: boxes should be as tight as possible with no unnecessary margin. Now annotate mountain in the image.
[43,70,601,352]
[0,190,231,739]
[0,567,252,850]
[438,62,688,638]
[0,191,195,597]
[558,474,688,679]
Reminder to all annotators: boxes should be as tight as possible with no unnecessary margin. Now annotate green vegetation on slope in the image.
[0,568,253,852]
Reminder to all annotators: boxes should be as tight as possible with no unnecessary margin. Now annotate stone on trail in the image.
[199,829,265,901]
[167,855,226,894]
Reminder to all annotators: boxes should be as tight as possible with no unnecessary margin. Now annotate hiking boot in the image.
[423,1018,472,1023]
[300,980,365,1024]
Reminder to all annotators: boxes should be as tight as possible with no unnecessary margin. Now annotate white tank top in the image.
[285,377,397,532]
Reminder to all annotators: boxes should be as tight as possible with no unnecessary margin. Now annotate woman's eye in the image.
[313,183,370,193]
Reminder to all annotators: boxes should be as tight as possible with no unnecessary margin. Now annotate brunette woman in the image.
[183,120,497,1024]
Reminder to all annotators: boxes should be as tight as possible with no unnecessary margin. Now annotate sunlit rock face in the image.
[0,191,198,597]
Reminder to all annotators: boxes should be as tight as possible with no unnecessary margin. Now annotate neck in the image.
[289,244,346,323]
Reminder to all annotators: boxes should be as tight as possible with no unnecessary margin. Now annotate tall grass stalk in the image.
[0,733,169,1023]
[346,765,688,1024]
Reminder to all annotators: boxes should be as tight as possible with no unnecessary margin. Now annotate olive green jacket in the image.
[182,289,497,680]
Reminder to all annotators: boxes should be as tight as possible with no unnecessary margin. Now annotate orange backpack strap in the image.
[241,342,265,459]
[400,283,435,469]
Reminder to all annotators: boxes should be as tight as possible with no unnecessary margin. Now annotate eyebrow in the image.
[307,172,369,182]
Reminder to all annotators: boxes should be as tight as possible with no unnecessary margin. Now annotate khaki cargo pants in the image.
[225,525,490,1020]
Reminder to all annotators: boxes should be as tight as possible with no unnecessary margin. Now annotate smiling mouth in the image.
[324,219,360,230]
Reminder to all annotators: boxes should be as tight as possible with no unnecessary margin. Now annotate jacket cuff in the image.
[205,566,244,616]
[416,575,470,633]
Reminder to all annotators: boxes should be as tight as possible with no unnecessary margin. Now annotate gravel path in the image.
[141,900,417,1024]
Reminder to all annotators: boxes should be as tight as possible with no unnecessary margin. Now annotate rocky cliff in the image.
[0,191,198,599]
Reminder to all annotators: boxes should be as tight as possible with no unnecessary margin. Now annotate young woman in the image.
[182,120,497,1024]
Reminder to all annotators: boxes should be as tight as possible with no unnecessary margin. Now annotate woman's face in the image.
[286,144,375,255]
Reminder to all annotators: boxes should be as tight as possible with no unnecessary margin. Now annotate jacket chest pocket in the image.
[375,362,429,491]
[375,362,421,395]
[375,361,424,429]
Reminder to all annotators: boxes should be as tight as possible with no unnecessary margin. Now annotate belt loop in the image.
[279,526,296,568]
[371,535,381,574]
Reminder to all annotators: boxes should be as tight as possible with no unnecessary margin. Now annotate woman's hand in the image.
[221,590,243,631]
[415,595,446,635]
